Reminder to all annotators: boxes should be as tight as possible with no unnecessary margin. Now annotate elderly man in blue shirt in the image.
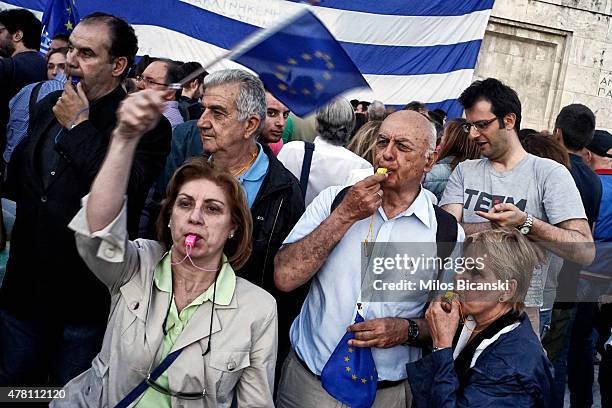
[275,110,465,408]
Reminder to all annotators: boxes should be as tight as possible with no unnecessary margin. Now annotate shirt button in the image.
[174,327,181,335]
[40,195,47,203]
[227,361,236,371]
[130,302,139,310]
[104,247,115,257]
[50,171,56,176]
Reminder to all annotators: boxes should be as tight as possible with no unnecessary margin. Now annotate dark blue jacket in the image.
[406,313,553,407]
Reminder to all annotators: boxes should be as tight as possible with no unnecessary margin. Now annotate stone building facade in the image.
[474,0,612,131]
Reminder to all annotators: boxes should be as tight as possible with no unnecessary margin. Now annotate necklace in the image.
[363,213,376,256]
[232,151,258,177]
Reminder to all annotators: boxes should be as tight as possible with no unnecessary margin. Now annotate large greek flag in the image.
[1,0,494,117]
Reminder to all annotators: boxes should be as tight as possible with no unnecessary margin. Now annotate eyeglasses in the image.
[135,75,170,87]
[462,117,500,133]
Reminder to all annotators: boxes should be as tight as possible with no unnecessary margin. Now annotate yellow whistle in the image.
[442,291,458,304]
[376,167,388,175]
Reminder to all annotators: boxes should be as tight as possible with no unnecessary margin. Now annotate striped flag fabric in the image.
[2,0,494,118]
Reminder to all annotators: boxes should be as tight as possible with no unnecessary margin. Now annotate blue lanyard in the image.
[113,347,185,408]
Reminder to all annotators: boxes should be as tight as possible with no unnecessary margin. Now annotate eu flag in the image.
[40,0,80,54]
[320,310,377,408]
[231,8,369,117]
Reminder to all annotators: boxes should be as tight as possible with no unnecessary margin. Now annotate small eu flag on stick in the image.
[320,305,377,408]
[40,0,80,54]
[230,8,370,117]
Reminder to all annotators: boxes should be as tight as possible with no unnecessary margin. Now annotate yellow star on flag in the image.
[64,21,73,30]
[302,53,312,61]
[274,72,285,80]
[278,83,288,91]
[344,356,350,362]
[302,89,311,95]
[314,50,324,58]
[345,366,351,372]
[323,72,332,80]
[361,378,367,384]
[351,374,357,381]
[287,58,298,65]
[276,65,288,72]
[348,347,353,353]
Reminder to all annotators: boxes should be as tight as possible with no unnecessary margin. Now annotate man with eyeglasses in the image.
[136,58,184,130]
[439,78,594,336]
[0,13,171,388]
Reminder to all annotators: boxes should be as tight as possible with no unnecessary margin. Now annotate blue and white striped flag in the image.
[2,0,493,118]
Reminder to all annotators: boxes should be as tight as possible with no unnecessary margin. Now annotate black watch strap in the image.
[403,318,419,344]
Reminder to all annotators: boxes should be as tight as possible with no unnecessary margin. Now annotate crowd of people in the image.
[0,7,610,408]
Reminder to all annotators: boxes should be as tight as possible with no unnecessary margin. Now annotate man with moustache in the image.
[0,13,171,386]
[274,110,464,407]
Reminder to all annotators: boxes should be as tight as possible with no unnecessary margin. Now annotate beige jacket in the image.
[51,198,278,408]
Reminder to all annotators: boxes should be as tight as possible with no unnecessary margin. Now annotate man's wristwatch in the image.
[518,212,533,235]
[403,319,419,345]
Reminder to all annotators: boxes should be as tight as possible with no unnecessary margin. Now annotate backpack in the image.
[28,81,44,118]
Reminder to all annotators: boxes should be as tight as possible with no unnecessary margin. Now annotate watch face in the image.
[520,226,529,235]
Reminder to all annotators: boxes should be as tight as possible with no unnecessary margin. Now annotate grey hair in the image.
[203,69,267,136]
[367,100,387,121]
[315,98,356,146]
[425,120,437,158]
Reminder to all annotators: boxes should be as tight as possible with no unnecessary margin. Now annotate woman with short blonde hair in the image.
[407,228,553,407]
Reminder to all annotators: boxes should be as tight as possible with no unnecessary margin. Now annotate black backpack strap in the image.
[28,81,44,117]
[299,142,315,200]
[330,186,351,214]
[433,204,459,280]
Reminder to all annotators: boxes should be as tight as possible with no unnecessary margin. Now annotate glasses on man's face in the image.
[135,75,170,88]
[462,117,500,133]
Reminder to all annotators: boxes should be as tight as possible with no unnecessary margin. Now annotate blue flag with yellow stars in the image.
[40,0,80,54]
[320,310,377,408]
[231,8,369,117]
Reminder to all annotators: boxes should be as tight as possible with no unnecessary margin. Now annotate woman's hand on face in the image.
[114,89,165,142]
[425,300,461,349]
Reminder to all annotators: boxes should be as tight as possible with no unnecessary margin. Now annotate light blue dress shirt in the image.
[5,73,66,162]
[207,143,269,208]
[284,185,465,381]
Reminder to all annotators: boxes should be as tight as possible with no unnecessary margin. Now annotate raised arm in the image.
[274,173,386,292]
[476,203,594,265]
[86,90,164,233]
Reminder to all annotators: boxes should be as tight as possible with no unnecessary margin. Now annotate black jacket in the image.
[0,86,171,324]
[237,144,306,353]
